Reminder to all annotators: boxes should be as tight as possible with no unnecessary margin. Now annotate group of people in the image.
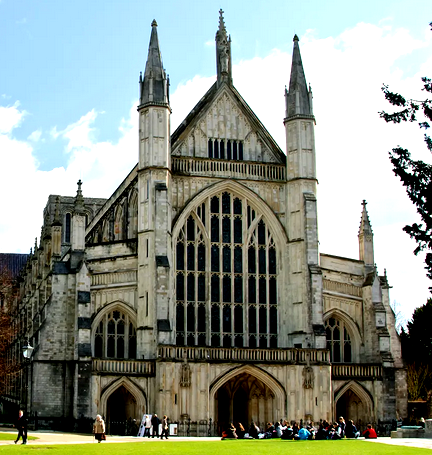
[222,416,378,440]
[93,413,170,441]
[142,414,170,439]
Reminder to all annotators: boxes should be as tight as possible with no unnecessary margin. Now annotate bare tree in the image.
[406,362,432,401]
[0,266,20,397]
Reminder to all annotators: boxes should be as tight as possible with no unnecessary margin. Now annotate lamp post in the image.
[21,341,34,416]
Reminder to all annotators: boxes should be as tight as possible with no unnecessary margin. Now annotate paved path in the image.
[0,429,431,449]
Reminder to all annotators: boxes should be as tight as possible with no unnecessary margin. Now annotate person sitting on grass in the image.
[222,422,237,439]
[362,424,377,439]
[297,426,311,440]
[237,422,245,439]
[281,423,294,440]
[345,419,360,438]
[248,421,260,439]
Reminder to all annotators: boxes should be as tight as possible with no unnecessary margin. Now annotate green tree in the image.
[379,22,432,284]
[401,299,432,402]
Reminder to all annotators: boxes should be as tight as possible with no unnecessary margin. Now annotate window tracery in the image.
[175,191,278,348]
[325,317,352,363]
[94,309,137,359]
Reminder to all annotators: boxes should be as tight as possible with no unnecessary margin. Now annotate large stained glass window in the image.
[175,192,278,348]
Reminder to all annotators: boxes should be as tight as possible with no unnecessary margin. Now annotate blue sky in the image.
[1,0,432,321]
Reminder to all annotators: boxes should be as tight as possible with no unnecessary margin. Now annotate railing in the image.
[331,363,382,379]
[157,345,330,364]
[172,157,286,182]
[92,359,156,376]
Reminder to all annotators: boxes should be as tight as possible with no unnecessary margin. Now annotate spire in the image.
[74,180,85,215]
[358,200,374,266]
[358,200,373,236]
[139,19,169,108]
[215,9,232,87]
[285,34,312,119]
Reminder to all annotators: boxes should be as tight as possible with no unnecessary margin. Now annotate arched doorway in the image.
[335,381,374,431]
[214,370,282,434]
[106,386,138,435]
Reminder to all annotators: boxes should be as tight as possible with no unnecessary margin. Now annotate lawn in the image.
[0,439,429,454]
[0,433,37,442]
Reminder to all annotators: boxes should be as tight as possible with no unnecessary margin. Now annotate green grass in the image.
[0,440,429,454]
[0,433,37,441]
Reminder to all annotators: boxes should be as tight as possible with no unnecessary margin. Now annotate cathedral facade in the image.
[5,13,406,434]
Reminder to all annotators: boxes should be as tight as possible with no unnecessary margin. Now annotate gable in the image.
[171,82,286,165]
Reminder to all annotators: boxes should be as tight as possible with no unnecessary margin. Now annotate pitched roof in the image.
[171,81,286,165]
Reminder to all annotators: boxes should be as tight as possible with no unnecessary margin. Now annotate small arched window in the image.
[94,309,137,359]
[325,317,352,363]
[65,213,71,243]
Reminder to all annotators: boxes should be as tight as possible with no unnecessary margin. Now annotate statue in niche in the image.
[219,47,229,74]
[180,357,191,388]
[302,354,314,389]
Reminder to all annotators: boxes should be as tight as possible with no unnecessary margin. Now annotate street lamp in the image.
[22,342,34,360]
[21,341,34,417]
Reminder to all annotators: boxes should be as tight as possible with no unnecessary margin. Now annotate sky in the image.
[1,0,431,324]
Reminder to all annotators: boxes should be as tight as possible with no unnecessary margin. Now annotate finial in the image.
[34,237,37,251]
[74,179,85,214]
[362,199,367,207]
[293,34,299,42]
[151,19,157,27]
[30,247,32,256]
[218,9,226,33]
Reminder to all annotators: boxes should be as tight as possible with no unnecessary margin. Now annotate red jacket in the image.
[363,428,377,439]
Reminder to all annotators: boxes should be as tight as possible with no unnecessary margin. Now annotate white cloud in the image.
[0,101,26,134]
[1,21,431,322]
[27,129,42,142]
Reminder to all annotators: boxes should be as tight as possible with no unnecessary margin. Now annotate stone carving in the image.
[180,352,191,387]
[302,354,314,389]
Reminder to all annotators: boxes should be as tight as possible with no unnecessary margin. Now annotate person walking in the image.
[160,415,169,439]
[14,410,27,445]
[151,413,160,438]
[93,414,106,443]
[144,414,152,437]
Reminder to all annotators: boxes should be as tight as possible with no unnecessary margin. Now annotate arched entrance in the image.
[100,377,146,436]
[334,381,374,430]
[211,366,286,435]
[107,386,137,435]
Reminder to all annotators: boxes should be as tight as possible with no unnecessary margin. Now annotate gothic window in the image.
[325,317,352,363]
[208,139,244,161]
[128,191,138,239]
[94,309,137,359]
[64,213,71,243]
[175,192,278,348]
[114,206,124,241]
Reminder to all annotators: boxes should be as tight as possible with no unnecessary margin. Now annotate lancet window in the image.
[175,191,278,348]
[325,317,352,363]
[208,139,244,160]
[94,310,137,359]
